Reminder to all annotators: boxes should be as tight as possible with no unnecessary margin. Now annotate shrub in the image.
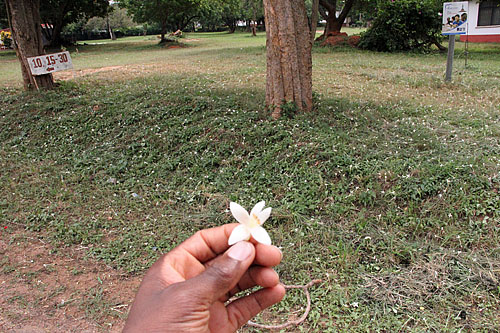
[358,0,443,52]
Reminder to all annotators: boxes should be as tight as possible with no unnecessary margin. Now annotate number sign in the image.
[27,51,73,76]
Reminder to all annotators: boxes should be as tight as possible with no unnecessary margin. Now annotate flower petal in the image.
[230,202,249,225]
[228,225,251,245]
[257,207,272,225]
[250,226,272,245]
[250,201,266,217]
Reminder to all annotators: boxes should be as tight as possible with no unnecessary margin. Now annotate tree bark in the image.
[263,0,313,118]
[319,0,356,37]
[251,2,257,36]
[6,0,54,90]
[310,0,319,43]
[325,15,343,33]
[160,19,167,42]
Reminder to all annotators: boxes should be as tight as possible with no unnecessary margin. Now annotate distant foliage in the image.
[358,0,443,52]
[84,7,135,32]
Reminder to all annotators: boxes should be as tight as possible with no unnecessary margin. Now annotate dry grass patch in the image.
[363,249,500,329]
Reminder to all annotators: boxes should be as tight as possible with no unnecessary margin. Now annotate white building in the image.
[461,1,500,42]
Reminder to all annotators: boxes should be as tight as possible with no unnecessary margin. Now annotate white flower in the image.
[228,201,272,245]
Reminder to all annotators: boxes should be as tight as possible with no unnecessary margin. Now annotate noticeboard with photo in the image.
[442,2,468,35]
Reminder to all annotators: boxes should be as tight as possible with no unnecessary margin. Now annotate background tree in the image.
[242,0,264,35]
[121,0,211,42]
[85,6,135,39]
[221,0,243,33]
[197,0,241,32]
[358,0,445,52]
[263,0,313,118]
[318,0,357,38]
[0,0,9,28]
[39,0,109,46]
[6,0,54,90]
[310,0,319,42]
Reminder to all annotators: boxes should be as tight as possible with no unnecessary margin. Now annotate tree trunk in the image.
[48,2,67,47]
[107,16,116,40]
[319,0,356,37]
[41,23,52,44]
[6,0,54,90]
[251,2,258,36]
[227,19,236,33]
[263,0,313,118]
[49,18,64,46]
[160,20,167,42]
[310,0,319,43]
[325,15,343,33]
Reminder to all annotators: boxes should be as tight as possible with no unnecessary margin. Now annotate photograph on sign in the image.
[442,2,468,35]
[27,51,73,76]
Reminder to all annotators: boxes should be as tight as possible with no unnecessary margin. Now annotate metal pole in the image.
[445,35,455,82]
[464,23,469,68]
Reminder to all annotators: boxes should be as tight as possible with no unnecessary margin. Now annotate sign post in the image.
[27,51,73,76]
[442,2,468,82]
[445,35,455,82]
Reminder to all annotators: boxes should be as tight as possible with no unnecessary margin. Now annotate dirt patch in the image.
[0,227,142,332]
[54,66,124,81]
[53,62,195,83]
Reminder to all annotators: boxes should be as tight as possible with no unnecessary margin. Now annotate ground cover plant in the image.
[1,32,499,331]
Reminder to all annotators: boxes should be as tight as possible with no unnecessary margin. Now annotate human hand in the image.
[123,224,285,333]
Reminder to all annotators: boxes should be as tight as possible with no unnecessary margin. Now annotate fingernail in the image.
[274,246,283,260]
[228,241,253,261]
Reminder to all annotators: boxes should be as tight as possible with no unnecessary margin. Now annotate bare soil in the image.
[0,227,141,332]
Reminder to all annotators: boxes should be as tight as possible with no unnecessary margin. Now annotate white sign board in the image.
[442,2,468,35]
[27,51,73,76]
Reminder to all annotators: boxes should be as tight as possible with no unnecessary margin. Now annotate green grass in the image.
[1,32,499,331]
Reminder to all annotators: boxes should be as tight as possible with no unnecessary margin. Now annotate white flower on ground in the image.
[228,201,272,245]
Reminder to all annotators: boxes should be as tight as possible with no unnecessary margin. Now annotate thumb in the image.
[184,241,255,303]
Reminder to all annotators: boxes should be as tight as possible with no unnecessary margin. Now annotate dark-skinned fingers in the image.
[229,266,280,297]
[182,241,255,303]
[204,243,282,270]
[253,243,282,267]
[223,285,286,331]
[179,224,238,263]
[219,266,279,302]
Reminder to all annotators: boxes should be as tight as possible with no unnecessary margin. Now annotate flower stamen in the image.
[249,214,260,228]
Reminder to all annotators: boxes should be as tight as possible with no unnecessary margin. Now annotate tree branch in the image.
[319,0,335,14]
[318,5,328,20]
[337,0,356,23]
[310,0,319,43]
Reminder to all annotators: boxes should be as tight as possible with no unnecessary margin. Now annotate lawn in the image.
[1,31,499,331]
